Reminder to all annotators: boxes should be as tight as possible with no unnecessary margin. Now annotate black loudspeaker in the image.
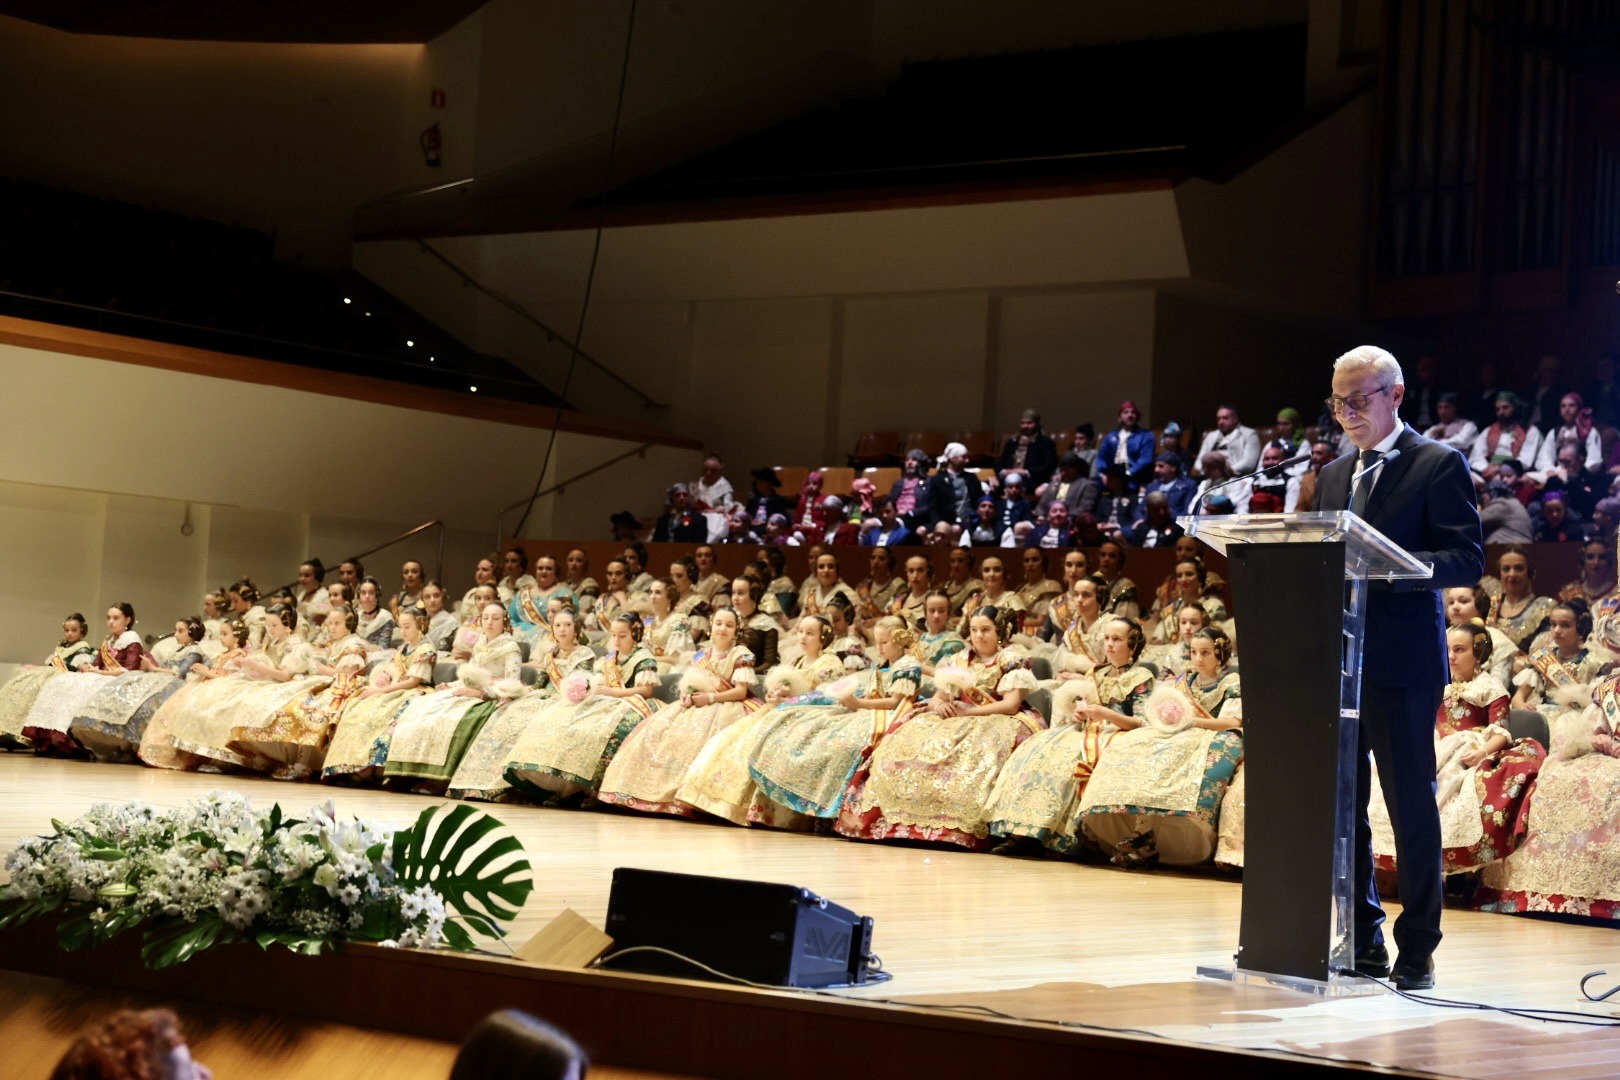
[603,868,876,988]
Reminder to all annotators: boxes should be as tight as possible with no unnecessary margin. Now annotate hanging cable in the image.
[508,0,640,542]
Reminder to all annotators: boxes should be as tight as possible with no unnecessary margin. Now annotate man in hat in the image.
[1468,392,1541,484]
[1139,451,1196,519]
[1421,392,1478,453]
[1036,451,1099,521]
[744,467,789,527]
[609,510,644,542]
[652,484,705,543]
[925,442,985,528]
[997,408,1058,488]
[1097,400,1157,490]
[1071,423,1098,471]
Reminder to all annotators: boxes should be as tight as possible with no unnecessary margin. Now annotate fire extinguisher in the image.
[420,123,442,168]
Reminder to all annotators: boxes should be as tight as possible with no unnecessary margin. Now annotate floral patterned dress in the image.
[1487,594,1556,653]
[982,662,1153,854]
[748,657,921,822]
[917,631,967,669]
[22,633,149,757]
[321,641,438,783]
[383,633,524,784]
[676,650,849,825]
[447,644,595,801]
[164,635,327,770]
[1476,670,1620,920]
[138,646,250,770]
[838,648,1044,850]
[1079,671,1245,865]
[1370,671,1542,875]
[229,635,371,779]
[505,646,662,800]
[71,645,206,762]
[598,645,759,817]
[0,640,96,747]
[647,612,697,673]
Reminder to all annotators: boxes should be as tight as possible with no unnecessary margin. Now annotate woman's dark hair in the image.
[671,555,699,589]
[358,576,383,609]
[301,558,326,583]
[341,557,366,579]
[450,1009,587,1080]
[815,550,840,571]
[230,578,261,605]
[732,575,765,605]
[1451,622,1493,666]
[746,559,774,585]
[870,546,896,569]
[825,592,855,624]
[223,617,249,645]
[329,581,356,606]
[60,613,90,647]
[806,614,835,649]
[1189,625,1232,665]
[1498,544,1534,579]
[332,605,360,634]
[1469,584,1493,620]
[111,602,136,627]
[762,546,786,577]
[398,604,429,632]
[1099,539,1127,565]
[180,616,205,643]
[624,541,648,569]
[266,602,298,632]
[1023,548,1047,570]
[503,546,529,573]
[610,611,645,643]
[1555,598,1594,639]
[1106,615,1147,661]
[1175,556,1208,587]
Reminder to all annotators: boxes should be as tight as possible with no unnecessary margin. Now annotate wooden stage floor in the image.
[2,757,1618,1078]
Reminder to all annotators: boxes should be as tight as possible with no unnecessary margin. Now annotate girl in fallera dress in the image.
[941,546,982,615]
[856,547,905,628]
[1372,624,1543,876]
[798,552,860,620]
[1444,586,1518,688]
[23,603,148,757]
[677,615,848,825]
[1145,602,1211,681]
[450,585,497,660]
[322,605,438,784]
[644,578,697,672]
[728,575,777,672]
[390,559,425,622]
[1080,625,1244,868]
[354,577,397,650]
[956,555,1026,636]
[821,592,867,672]
[1487,546,1556,653]
[0,613,95,749]
[230,607,370,779]
[459,556,501,621]
[667,555,713,640]
[504,611,661,802]
[448,607,595,802]
[138,617,250,770]
[72,616,208,763]
[1513,600,1607,721]
[420,580,461,654]
[984,616,1150,857]
[839,606,1043,850]
[1015,548,1064,620]
[228,579,268,650]
[915,590,967,673]
[598,607,759,817]
[889,555,933,626]
[749,616,923,822]
[1558,538,1617,609]
[1051,576,1106,678]
[383,602,524,791]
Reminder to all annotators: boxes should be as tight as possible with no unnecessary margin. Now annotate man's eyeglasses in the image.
[1325,384,1392,416]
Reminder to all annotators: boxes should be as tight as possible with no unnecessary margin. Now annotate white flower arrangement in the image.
[0,793,531,969]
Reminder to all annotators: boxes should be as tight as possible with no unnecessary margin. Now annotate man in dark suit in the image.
[1314,346,1484,991]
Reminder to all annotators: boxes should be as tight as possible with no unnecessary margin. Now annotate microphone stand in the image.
[1186,451,1311,539]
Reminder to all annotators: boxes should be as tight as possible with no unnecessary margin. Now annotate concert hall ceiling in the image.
[0,0,488,43]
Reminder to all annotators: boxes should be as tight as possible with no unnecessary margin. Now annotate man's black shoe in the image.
[1352,943,1391,979]
[1390,955,1435,991]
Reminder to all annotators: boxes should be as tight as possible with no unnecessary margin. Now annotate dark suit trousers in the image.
[1356,680,1444,960]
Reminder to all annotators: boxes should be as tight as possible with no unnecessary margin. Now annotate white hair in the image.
[1333,345,1405,387]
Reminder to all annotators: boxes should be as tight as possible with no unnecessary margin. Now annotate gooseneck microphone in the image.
[1186,450,1310,538]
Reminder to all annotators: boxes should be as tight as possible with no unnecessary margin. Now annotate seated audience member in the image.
[889,553,933,623]
[1587,351,1620,428]
[391,559,425,620]
[1015,547,1065,617]
[994,472,1034,534]
[888,449,934,528]
[1096,399,1156,489]
[848,476,878,519]
[498,547,527,600]
[1524,353,1567,433]
[1539,440,1604,522]
[997,408,1058,488]
[294,558,330,630]
[451,1009,587,1080]
[1424,392,1479,453]
[819,497,861,545]
[1493,458,1537,506]
[1480,482,1534,544]
[51,1008,212,1080]
[609,509,645,542]
[1533,492,1588,544]
[622,541,654,596]
[653,483,707,543]
[692,454,735,513]
[1293,436,1339,511]
[690,545,729,602]
[1036,452,1099,521]
[856,546,906,624]
[1090,464,1137,543]
[926,442,985,527]
[1559,537,1616,607]
[1192,451,1251,514]
[963,497,1003,546]
[1071,422,1098,470]
[1247,440,1301,514]
[1593,496,1620,543]
[1094,539,1140,619]
[740,467,790,539]
[1273,407,1310,457]
[1195,404,1260,475]
[1157,421,1193,475]
[1126,492,1184,548]
[339,558,365,590]
[1026,501,1075,548]
[1534,392,1602,473]
[1470,392,1541,483]
[421,581,460,652]
[1141,452,1196,519]
[861,496,915,546]
[792,470,827,536]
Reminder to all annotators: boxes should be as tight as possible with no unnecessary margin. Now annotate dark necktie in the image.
[1351,450,1382,517]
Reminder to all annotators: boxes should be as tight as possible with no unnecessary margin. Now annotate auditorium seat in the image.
[954,430,997,466]
[847,431,900,468]
[862,466,900,493]
[901,431,947,460]
[1052,431,1074,457]
[775,465,808,496]
[819,467,855,496]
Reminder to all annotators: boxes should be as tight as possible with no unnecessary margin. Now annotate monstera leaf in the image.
[391,804,533,948]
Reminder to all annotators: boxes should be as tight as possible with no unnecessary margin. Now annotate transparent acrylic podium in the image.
[1180,511,1433,995]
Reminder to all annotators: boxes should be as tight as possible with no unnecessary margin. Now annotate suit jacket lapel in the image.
[1319,453,1355,512]
[1361,425,1420,522]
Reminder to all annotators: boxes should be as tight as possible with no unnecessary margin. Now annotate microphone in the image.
[1187,450,1310,536]
[1350,447,1401,491]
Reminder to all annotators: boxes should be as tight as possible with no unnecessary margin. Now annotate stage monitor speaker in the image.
[603,867,876,988]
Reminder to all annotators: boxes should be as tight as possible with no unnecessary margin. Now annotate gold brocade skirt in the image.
[598,700,757,816]
[447,690,567,801]
[0,666,56,742]
[321,687,427,782]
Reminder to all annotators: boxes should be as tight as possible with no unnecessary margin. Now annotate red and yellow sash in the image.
[1529,647,1580,691]
[98,638,128,674]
